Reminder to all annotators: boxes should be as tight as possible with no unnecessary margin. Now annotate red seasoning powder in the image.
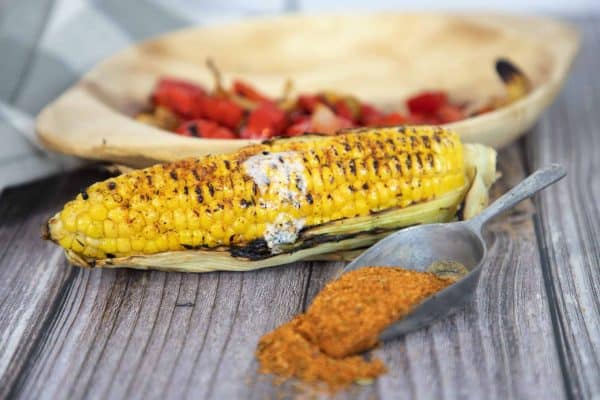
[256,266,454,392]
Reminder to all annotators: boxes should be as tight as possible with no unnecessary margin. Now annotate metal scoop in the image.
[342,164,566,340]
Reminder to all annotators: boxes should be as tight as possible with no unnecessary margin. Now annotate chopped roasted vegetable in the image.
[176,119,236,139]
[138,59,530,139]
[407,91,448,114]
[152,78,206,119]
[240,102,288,139]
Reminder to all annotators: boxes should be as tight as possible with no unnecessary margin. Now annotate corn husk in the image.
[67,144,497,272]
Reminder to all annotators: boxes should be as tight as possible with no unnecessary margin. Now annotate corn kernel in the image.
[117,238,131,253]
[86,220,104,239]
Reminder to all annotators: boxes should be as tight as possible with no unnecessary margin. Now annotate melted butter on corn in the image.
[47,126,467,261]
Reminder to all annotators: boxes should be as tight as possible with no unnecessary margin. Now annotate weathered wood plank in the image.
[7,220,313,399]
[0,170,111,399]
[526,17,600,399]
[3,144,566,399]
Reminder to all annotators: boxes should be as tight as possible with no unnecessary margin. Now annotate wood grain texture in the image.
[0,145,565,400]
[0,171,105,398]
[526,16,600,399]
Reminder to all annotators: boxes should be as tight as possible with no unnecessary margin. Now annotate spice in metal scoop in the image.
[256,265,458,392]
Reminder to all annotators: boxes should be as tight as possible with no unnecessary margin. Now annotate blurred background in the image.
[0,0,598,191]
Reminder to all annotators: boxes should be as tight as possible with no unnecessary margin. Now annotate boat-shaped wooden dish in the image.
[36,13,579,167]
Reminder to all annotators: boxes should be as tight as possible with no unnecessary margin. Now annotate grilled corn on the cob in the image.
[45,126,496,272]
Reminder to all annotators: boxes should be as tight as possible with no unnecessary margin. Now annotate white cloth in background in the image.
[0,0,290,192]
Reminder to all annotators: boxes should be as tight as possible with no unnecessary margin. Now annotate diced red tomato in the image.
[333,100,355,121]
[359,103,384,125]
[285,117,313,136]
[152,78,206,119]
[297,94,321,113]
[198,96,244,129]
[232,80,270,103]
[406,91,448,114]
[239,102,288,139]
[436,104,465,123]
[376,112,407,126]
[176,119,237,139]
[406,113,439,125]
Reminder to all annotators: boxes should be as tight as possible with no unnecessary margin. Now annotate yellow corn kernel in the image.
[86,220,104,239]
[108,208,127,223]
[100,238,117,254]
[104,220,118,238]
[131,237,145,252]
[117,238,131,253]
[89,203,108,221]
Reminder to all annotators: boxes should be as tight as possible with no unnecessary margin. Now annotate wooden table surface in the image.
[1,5,599,399]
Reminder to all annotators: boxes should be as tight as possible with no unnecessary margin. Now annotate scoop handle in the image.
[466,164,566,232]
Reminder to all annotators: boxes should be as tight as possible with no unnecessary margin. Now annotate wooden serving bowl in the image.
[36,13,579,167]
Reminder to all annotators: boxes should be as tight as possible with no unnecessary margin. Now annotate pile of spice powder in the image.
[256,266,454,392]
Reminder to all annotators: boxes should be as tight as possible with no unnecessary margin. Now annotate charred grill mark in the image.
[426,153,434,167]
[306,193,314,204]
[422,136,431,148]
[170,170,178,180]
[188,124,199,137]
[496,58,524,84]
[230,238,271,259]
[240,199,251,208]
[192,169,200,181]
[146,175,153,185]
[373,159,379,173]
[416,153,423,169]
[349,160,356,175]
[80,189,89,200]
[224,160,231,169]
[195,186,204,203]
[344,142,351,152]
[183,186,189,195]
[208,183,215,197]
[406,156,412,170]
[397,126,406,133]
[362,183,369,190]
[107,181,116,190]
[252,183,259,196]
